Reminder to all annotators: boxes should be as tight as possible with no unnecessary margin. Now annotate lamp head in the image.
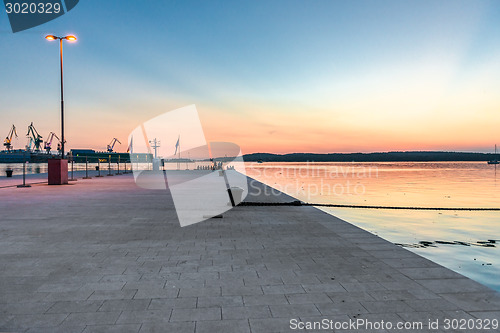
[65,35,77,42]
[45,35,57,40]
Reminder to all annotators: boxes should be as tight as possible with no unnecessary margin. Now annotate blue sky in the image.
[1,0,500,153]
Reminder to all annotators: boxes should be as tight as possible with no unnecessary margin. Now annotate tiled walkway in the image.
[0,174,499,332]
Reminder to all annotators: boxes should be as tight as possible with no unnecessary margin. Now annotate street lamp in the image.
[45,34,77,159]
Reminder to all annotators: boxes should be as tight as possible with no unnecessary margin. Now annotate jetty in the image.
[0,174,499,332]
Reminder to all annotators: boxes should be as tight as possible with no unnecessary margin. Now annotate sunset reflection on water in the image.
[246,162,500,291]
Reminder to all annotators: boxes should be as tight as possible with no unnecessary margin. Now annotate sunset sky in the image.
[1,0,499,154]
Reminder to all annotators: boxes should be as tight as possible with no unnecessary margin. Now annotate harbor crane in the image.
[44,132,61,154]
[107,138,121,153]
[26,122,43,152]
[3,125,17,151]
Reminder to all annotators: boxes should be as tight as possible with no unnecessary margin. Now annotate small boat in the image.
[257,159,263,164]
[488,145,499,165]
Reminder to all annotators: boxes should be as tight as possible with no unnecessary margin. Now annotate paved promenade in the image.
[0,173,499,332]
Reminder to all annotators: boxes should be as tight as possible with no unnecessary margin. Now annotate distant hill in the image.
[243,151,497,162]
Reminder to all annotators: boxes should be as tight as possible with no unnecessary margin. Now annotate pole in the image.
[59,38,65,159]
[177,137,180,170]
[96,158,103,177]
[117,155,121,175]
[68,154,77,181]
[83,156,91,179]
[107,156,113,176]
[222,168,235,207]
[17,160,31,188]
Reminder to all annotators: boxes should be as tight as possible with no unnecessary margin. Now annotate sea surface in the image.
[245,162,500,292]
[0,161,211,177]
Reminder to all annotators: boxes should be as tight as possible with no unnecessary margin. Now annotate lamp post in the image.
[45,34,77,159]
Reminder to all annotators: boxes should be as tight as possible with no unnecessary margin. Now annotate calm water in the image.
[0,163,49,176]
[0,161,220,177]
[246,162,500,292]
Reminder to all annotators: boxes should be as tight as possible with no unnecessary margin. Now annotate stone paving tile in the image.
[407,288,442,300]
[83,324,141,333]
[1,313,69,330]
[396,310,479,331]
[26,325,85,333]
[123,281,166,290]
[286,293,332,304]
[439,292,500,312]
[196,319,251,333]
[249,317,293,333]
[80,282,126,291]
[269,304,321,318]
[222,306,272,320]
[88,289,137,300]
[116,310,171,324]
[178,286,221,298]
[0,302,55,315]
[0,313,15,328]
[46,300,104,313]
[340,282,387,292]
[124,267,161,275]
[369,249,418,259]
[170,307,221,322]
[347,312,402,322]
[316,301,369,316]
[398,267,465,280]
[360,300,414,313]
[233,264,268,272]
[296,314,351,325]
[204,277,245,288]
[98,299,151,312]
[222,285,263,296]
[62,311,121,326]
[469,310,500,320]
[197,264,232,272]
[148,297,197,310]
[0,292,49,304]
[327,291,376,303]
[262,284,305,295]
[220,271,259,280]
[301,283,346,293]
[197,296,244,308]
[396,310,446,327]
[381,257,440,269]
[404,298,460,312]
[244,294,289,306]
[442,309,476,319]
[139,321,195,333]
[37,283,83,293]
[367,290,417,301]
[281,275,322,285]
[180,272,219,280]
[99,274,142,283]
[416,279,492,294]
[134,287,179,299]
[164,279,200,288]
[243,276,284,286]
